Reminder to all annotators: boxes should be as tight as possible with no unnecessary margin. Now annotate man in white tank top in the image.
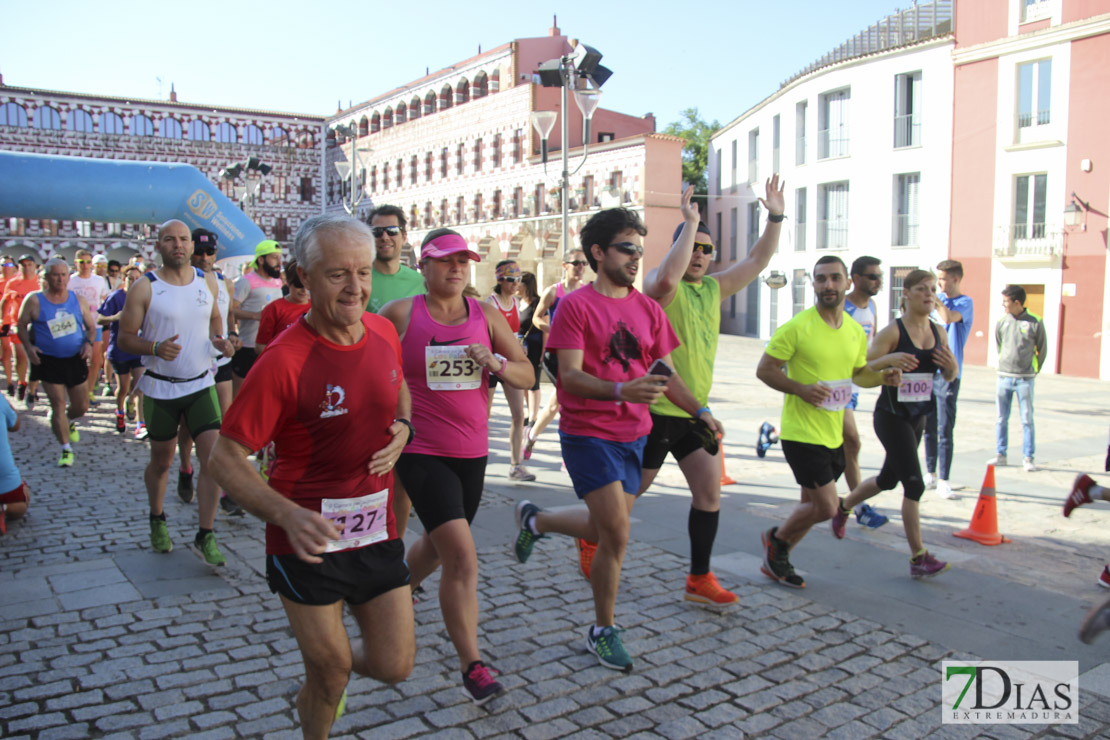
[117,220,235,566]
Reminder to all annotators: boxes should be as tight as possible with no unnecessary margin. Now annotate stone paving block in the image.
[810,701,867,728]
[653,715,708,740]
[7,712,68,733]
[192,710,239,730]
[735,708,784,735]
[824,719,875,739]
[44,687,103,710]
[71,699,139,721]
[235,714,295,736]
[768,715,827,738]
[38,724,93,740]
[519,717,580,740]
[95,711,155,731]
[11,678,72,701]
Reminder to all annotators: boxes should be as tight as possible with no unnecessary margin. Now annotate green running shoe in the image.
[58,449,75,467]
[149,517,173,553]
[587,626,633,672]
[192,532,226,567]
[68,422,79,443]
[335,688,347,720]
[513,500,543,563]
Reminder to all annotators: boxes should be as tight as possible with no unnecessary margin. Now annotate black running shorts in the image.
[266,538,409,606]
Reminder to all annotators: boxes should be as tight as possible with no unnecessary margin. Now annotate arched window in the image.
[396,101,407,124]
[490,68,500,93]
[456,79,470,105]
[267,126,288,145]
[370,112,381,134]
[0,102,28,127]
[440,84,453,111]
[358,116,369,137]
[129,114,153,136]
[383,107,393,129]
[67,109,94,132]
[424,91,436,116]
[33,105,61,129]
[99,112,125,135]
[215,122,237,143]
[243,124,263,145]
[187,120,210,141]
[409,96,422,120]
[298,131,315,149]
[334,126,347,145]
[473,72,489,98]
[159,117,182,138]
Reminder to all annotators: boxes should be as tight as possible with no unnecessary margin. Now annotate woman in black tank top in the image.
[831,270,959,579]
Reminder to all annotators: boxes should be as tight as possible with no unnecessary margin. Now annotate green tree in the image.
[663,107,720,210]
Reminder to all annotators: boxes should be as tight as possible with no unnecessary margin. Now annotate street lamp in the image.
[1064,192,1090,232]
[530,40,613,256]
[219,158,271,220]
[332,123,371,216]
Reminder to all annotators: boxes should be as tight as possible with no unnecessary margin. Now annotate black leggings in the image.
[873,409,926,502]
[395,453,487,533]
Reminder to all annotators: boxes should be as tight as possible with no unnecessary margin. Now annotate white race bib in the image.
[818,379,853,411]
[898,372,933,403]
[47,311,79,340]
[320,489,390,553]
[425,345,482,390]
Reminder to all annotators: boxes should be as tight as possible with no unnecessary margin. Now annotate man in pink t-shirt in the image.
[509,207,722,673]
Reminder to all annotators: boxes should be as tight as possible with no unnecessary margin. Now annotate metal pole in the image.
[561,59,570,257]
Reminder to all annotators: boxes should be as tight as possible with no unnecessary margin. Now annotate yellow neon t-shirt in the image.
[764,306,867,449]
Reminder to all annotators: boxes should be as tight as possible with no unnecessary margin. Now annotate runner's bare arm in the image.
[556,348,668,404]
[755,351,831,407]
[644,185,700,304]
[206,272,234,357]
[117,278,155,357]
[75,294,96,361]
[369,379,412,476]
[531,286,556,332]
[659,352,723,438]
[210,435,340,564]
[715,175,785,298]
[472,301,532,389]
[379,297,415,342]
[931,331,958,382]
[864,323,918,373]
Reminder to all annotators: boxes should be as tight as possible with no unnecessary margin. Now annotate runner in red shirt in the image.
[211,215,415,737]
[2,255,43,405]
[485,259,534,481]
[256,260,311,354]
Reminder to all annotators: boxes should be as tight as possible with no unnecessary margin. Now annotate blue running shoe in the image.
[856,504,889,529]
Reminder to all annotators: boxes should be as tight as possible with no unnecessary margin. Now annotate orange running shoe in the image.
[684,571,739,608]
[576,538,597,581]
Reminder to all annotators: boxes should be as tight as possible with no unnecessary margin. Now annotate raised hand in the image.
[758,174,786,217]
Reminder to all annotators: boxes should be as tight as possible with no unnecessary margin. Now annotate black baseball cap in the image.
[17,254,37,264]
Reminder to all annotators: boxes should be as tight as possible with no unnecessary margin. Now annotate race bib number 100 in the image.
[818,379,853,411]
[425,345,482,390]
[898,372,933,403]
[320,489,389,553]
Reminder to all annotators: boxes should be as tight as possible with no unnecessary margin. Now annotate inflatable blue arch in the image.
[0,151,267,259]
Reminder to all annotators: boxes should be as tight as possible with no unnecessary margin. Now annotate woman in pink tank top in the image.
[486,260,534,482]
[380,229,533,704]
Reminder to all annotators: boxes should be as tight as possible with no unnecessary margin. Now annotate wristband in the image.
[393,418,415,445]
[768,212,785,223]
[227,331,238,337]
[151,341,159,357]
[695,406,711,418]
[613,382,623,402]
[493,353,507,374]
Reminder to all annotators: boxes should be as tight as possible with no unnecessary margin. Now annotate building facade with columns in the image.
[0,79,324,265]
[707,1,955,339]
[324,25,683,294]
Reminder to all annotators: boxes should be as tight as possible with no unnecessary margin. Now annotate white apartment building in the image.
[707,2,954,338]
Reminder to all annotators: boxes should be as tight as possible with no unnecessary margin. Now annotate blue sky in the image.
[2,0,907,129]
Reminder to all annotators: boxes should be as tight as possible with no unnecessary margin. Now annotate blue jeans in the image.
[924,374,960,480]
[996,375,1035,459]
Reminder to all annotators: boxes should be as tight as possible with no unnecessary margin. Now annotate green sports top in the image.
[652,275,720,418]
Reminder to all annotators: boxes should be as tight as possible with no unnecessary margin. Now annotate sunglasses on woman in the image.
[497,276,521,283]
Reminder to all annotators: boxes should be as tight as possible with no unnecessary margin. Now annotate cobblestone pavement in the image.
[3,336,1110,738]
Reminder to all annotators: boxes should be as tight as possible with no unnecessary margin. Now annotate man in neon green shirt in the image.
[365,205,426,314]
[755,256,902,588]
[636,177,784,608]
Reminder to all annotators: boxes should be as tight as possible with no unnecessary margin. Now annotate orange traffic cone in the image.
[719,434,737,486]
[954,464,1011,546]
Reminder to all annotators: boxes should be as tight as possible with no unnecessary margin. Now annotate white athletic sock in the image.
[61,443,72,452]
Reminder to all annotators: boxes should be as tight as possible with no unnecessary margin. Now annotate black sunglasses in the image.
[860,273,883,280]
[372,226,402,238]
[609,242,643,257]
[194,245,217,256]
[565,260,588,267]
[497,276,521,283]
[693,242,715,256]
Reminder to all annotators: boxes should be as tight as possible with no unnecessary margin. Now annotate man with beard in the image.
[2,255,43,407]
[117,220,234,564]
[755,255,901,589]
[841,256,890,530]
[364,205,425,314]
[511,207,720,673]
[230,241,283,395]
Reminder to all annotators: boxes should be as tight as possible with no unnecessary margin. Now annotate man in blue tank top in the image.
[15,257,96,467]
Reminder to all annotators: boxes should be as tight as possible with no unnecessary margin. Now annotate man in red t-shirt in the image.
[2,254,44,406]
[211,215,415,737]
[255,260,310,354]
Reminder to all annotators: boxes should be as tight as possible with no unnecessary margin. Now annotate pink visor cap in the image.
[421,233,481,262]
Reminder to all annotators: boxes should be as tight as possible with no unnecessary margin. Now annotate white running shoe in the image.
[937,480,958,500]
[1023,457,1038,472]
[986,453,1007,467]
[924,472,936,489]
